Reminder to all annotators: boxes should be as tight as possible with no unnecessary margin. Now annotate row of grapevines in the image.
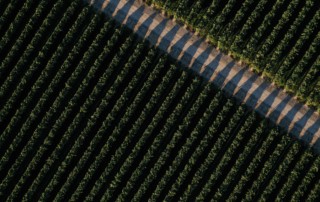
[0,0,45,58]
[0,2,91,167]
[6,16,113,202]
[0,0,11,17]
[0,5,96,200]
[195,113,257,201]
[0,0,68,84]
[0,0,24,37]
[255,0,301,63]
[145,0,320,110]
[115,78,211,201]
[50,30,133,201]
[226,128,282,201]
[0,0,86,144]
[243,0,288,58]
[131,84,218,201]
[168,100,243,201]
[78,68,191,201]
[213,120,268,201]
[0,0,319,200]
[258,0,314,70]
[0,0,77,93]
[37,28,128,201]
[0,1,78,132]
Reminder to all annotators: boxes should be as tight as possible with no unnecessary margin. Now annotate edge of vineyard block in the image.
[85,0,320,153]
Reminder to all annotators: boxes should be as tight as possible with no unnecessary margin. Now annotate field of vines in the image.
[146,0,320,111]
[0,0,320,201]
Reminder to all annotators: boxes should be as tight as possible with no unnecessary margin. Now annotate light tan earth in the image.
[88,0,320,152]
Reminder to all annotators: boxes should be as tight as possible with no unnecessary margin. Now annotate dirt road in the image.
[88,0,320,152]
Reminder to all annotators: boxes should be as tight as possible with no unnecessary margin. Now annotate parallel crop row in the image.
[0,0,319,201]
[147,0,320,111]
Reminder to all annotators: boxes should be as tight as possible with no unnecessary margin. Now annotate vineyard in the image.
[0,0,320,201]
[146,0,320,111]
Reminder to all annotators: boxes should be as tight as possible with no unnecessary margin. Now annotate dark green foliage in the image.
[148,0,320,111]
[0,0,319,201]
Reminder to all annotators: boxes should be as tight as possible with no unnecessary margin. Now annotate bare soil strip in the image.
[88,0,320,152]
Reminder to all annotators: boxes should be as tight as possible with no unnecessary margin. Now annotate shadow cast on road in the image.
[97,0,320,151]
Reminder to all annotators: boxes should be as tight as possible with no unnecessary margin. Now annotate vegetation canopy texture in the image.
[0,0,319,201]
[146,0,320,111]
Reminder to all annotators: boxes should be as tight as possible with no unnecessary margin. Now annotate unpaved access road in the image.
[88,0,320,152]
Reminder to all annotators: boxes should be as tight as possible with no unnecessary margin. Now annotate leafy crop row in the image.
[0,0,319,200]
[147,0,320,111]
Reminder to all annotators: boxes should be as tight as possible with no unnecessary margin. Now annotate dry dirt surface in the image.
[88,0,320,152]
